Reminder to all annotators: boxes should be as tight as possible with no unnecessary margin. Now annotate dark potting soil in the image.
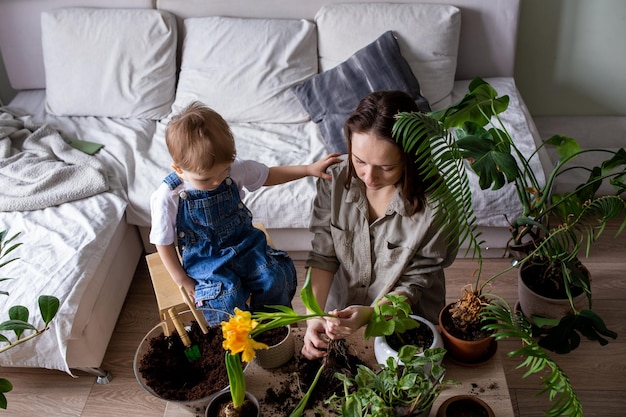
[446,398,491,417]
[386,322,434,352]
[139,323,365,415]
[254,325,288,346]
[138,321,230,402]
[521,261,585,299]
[262,339,366,416]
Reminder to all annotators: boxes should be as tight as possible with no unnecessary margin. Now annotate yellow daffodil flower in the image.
[222,308,268,363]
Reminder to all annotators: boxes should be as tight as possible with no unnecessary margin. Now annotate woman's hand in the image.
[301,317,330,360]
[324,305,374,339]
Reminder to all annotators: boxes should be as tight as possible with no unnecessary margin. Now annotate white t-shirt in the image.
[149,159,269,246]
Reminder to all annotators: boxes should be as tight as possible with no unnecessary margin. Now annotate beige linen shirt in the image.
[305,160,458,323]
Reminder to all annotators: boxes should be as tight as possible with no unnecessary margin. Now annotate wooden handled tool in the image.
[179,286,209,334]
[168,307,201,362]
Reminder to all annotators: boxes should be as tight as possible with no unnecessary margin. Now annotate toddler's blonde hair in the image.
[165,101,236,173]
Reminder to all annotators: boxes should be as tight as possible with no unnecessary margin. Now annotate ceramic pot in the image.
[254,325,295,368]
[205,389,260,417]
[133,309,233,411]
[507,239,539,262]
[517,261,589,326]
[438,303,494,364]
[374,315,443,366]
[436,395,495,417]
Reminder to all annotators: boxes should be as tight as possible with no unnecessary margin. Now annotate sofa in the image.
[0,0,544,378]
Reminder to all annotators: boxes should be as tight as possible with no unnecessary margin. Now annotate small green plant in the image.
[326,345,450,417]
[0,230,60,409]
[363,294,420,340]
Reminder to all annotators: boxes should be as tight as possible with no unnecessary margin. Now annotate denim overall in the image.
[163,172,297,325]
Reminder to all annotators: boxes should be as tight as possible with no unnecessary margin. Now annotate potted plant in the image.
[436,394,495,417]
[253,323,295,369]
[393,80,499,364]
[0,230,60,410]
[393,77,626,415]
[366,294,443,367]
[393,77,625,350]
[326,344,451,417]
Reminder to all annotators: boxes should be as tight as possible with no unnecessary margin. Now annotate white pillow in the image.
[41,8,177,119]
[172,16,317,123]
[315,3,461,110]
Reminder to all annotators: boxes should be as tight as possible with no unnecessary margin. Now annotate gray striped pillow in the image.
[292,31,430,154]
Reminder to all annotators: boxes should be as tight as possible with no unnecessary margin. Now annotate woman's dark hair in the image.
[343,90,434,214]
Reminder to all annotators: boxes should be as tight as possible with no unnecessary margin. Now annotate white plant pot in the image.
[254,325,295,369]
[374,315,443,366]
[517,262,590,326]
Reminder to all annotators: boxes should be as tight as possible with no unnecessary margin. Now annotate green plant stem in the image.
[289,361,325,417]
[225,352,245,408]
[0,327,49,354]
[482,296,583,417]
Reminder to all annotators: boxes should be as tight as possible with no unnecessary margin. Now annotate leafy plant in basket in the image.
[393,77,626,416]
[0,230,60,409]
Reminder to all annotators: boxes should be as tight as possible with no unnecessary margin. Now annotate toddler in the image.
[150,101,340,324]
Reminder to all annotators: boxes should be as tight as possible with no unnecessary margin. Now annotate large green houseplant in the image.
[394,77,625,348]
[392,77,626,416]
[0,230,60,409]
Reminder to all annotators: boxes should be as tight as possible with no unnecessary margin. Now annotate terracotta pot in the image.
[205,389,260,417]
[374,315,443,367]
[517,261,589,326]
[438,303,494,364]
[254,325,295,369]
[436,395,495,417]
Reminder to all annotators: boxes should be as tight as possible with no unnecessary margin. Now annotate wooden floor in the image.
[3,222,625,416]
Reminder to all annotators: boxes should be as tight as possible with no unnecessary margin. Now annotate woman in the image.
[302,90,458,359]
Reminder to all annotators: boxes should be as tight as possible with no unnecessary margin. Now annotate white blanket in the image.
[0,110,108,211]
[4,77,545,230]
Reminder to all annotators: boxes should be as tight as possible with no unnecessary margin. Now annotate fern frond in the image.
[394,112,483,261]
[481,299,583,417]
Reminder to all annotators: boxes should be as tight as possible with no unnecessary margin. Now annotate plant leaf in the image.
[300,268,325,316]
[38,296,60,325]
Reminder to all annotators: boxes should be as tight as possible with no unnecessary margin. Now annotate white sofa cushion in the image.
[315,3,461,110]
[41,8,177,119]
[172,16,317,123]
[292,31,430,154]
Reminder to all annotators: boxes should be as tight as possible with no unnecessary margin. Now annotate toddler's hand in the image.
[308,153,342,180]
